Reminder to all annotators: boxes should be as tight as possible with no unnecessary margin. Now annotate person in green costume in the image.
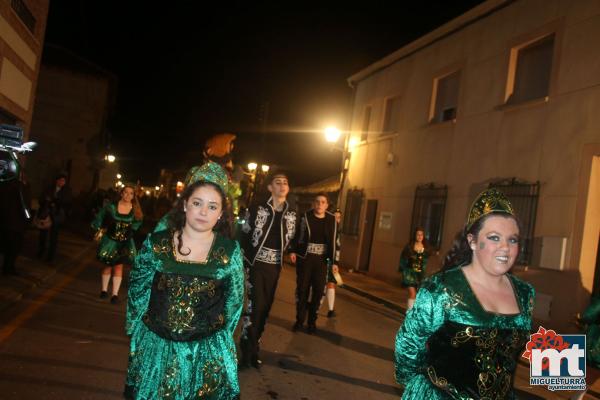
[124,162,244,400]
[398,227,431,311]
[92,185,143,303]
[394,188,535,399]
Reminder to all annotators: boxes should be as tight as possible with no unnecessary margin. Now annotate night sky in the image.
[44,1,484,186]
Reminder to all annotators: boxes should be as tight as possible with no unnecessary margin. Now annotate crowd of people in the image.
[3,146,599,399]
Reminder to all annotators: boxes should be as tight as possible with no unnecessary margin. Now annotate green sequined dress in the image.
[92,203,143,266]
[394,267,535,399]
[125,230,244,400]
[398,244,430,288]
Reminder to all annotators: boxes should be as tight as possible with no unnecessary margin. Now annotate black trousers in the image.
[295,254,327,326]
[0,229,24,274]
[38,223,60,261]
[241,260,281,359]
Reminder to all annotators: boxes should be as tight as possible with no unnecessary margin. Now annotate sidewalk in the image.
[0,226,94,312]
[338,269,600,399]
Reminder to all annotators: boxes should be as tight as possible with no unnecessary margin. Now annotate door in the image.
[358,200,377,271]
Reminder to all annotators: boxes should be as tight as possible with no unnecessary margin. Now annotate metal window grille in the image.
[410,183,448,250]
[343,189,363,235]
[489,179,540,265]
[11,0,36,33]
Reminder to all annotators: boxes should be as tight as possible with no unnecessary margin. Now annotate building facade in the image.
[340,0,600,331]
[0,0,48,132]
[27,45,117,198]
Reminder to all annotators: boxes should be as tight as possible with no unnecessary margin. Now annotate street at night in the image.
[1,0,600,399]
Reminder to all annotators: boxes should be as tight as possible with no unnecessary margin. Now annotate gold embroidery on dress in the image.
[197,359,224,398]
[158,275,219,334]
[158,357,181,398]
[442,287,464,310]
[212,247,230,265]
[153,238,172,255]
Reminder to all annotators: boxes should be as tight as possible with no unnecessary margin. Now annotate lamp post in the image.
[246,162,270,208]
[324,126,352,210]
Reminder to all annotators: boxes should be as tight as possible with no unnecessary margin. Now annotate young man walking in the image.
[290,193,338,334]
[239,171,297,368]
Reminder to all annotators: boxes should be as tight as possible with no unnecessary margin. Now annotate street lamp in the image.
[105,154,116,163]
[325,126,341,143]
[247,162,258,172]
[261,164,270,173]
[116,173,122,179]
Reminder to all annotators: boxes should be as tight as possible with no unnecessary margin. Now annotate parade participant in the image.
[394,188,535,399]
[398,227,431,311]
[290,193,338,333]
[239,171,297,369]
[92,185,143,303]
[124,163,244,400]
[325,208,342,318]
[37,173,72,262]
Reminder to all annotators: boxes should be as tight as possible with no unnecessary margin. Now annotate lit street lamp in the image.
[261,164,270,173]
[247,162,258,172]
[116,173,122,179]
[105,154,116,163]
[325,126,341,143]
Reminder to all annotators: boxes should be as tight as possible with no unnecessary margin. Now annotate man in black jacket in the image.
[290,193,338,334]
[37,173,72,262]
[239,171,297,369]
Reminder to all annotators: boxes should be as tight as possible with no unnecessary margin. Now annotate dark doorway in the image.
[358,199,377,271]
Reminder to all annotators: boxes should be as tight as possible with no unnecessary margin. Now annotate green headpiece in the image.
[466,188,514,231]
[184,161,229,194]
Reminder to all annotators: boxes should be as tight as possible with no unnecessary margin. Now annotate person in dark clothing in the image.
[0,175,31,276]
[290,193,338,334]
[239,171,297,369]
[37,173,72,262]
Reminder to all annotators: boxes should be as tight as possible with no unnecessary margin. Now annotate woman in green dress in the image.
[394,188,535,399]
[92,185,143,303]
[124,162,244,400]
[398,227,431,311]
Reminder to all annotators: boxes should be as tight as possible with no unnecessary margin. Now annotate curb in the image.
[340,283,406,316]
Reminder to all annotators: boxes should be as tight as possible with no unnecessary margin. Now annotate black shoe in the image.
[292,322,303,332]
[251,355,262,369]
[327,310,336,318]
[110,295,119,304]
[99,291,108,299]
[307,324,317,334]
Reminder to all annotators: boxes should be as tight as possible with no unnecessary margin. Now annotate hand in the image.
[289,253,297,264]
[332,264,339,273]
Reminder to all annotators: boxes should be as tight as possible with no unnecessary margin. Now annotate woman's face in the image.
[184,185,223,232]
[121,187,134,202]
[468,215,519,277]
[415,230,424,243]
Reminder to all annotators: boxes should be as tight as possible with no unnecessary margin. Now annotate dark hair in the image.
[409,227,430,249]
[168,180,232,256]
[314,192,329,204]
[441,212,519,271]
[55,172,68,180]
[267,170,289,185]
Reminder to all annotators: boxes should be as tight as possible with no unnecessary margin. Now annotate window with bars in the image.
[410,183,448,249]
[489,179,540,265]
[11,0,36,33]
[343,189,363,236]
